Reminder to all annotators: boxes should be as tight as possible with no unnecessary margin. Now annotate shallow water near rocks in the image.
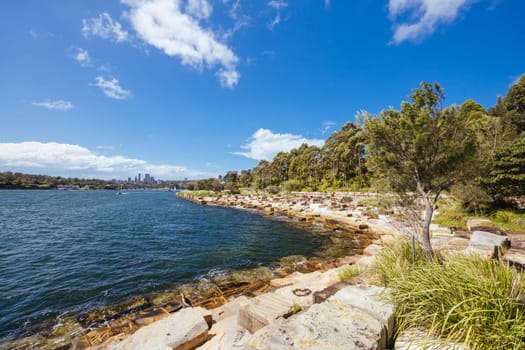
[0,190,367,347]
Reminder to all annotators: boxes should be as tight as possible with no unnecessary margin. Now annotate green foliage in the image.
[432,206,468,231]
[504,74,525,134]
[492,209,525,231]
[265,185,280,195]
[485,135,525,198]
[450,182,493,215]
[374,240,525,349]
[337,264,363,281]
[195,178,223,192]
[364,82,478,256]
[365,82,477,194]
[281,179,305,192]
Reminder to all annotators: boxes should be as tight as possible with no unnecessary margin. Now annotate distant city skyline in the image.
[0,1,524,180]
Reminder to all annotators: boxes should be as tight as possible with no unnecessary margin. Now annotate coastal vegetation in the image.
[373,240,525,349]
[193,75,525,255]
[205,75,524,213]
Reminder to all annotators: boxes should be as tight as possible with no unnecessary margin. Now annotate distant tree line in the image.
[197,74,525,214]
[0,172,191,190]
[0,172,120,190]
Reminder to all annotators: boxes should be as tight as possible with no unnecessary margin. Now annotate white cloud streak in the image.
[268,0,287,10]
[0,142,204,179]
[74,48,92,67]
[234,128,325,161]
[388,0,477,44]
[91,76,132,100]
[185,0,212,20]
[267,0,287,30]
[121,0,240,88]
[321,121,336,135]
[82,12,130,42]
[32,100,74,111]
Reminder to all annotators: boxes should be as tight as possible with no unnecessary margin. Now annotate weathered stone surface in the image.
[210,296,248,323]
[446,237,470,251]
[238,292,294,333]
[197,317,251,350]
[246,285,394,350]
[270,271,323,288]
[466,218,494,232]
[106,307,209,350]
[466,231,510,255]
[363,244,382,256]
[355,255,376,270]
[380,234,396,245]
[313,280,352,304]
[395,329,468,349]
[133,308,169,326]
[503,249,525,268]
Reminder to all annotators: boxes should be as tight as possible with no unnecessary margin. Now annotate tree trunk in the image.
[421,194,434,259]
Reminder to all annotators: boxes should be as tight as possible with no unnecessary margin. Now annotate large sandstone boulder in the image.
[106,307,210,350]
[466,230,510,255]
[246,285,394,350]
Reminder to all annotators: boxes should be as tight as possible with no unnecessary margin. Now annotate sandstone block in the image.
[247,285,394,350]
[466,230,510,255]
[363,244,382,256]
[107,307,209,350]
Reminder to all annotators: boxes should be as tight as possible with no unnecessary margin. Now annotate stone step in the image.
[466,230,510,256]
[246,284,394,350]
[238,292,295,334]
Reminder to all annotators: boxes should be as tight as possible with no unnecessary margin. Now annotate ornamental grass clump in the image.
[374,239,525,349]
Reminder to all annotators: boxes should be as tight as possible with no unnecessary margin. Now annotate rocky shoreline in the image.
[85,191,406,349]
[7,191,523,349]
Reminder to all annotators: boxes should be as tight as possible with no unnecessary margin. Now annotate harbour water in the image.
[0,190,330,344]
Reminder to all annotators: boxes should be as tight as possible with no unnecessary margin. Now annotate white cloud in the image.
[221,0,251,41]
[321,121,336,135]
[91,76,132,100]
[217,69,240,88]
[268,14,281,30]
[82,12,130,42]
[234,128,325,161]
[0,141,204,179]
[32,100,74,111]
[268,0,287,10]
[74,48,92,67]
[122,0,240,88]
[388,0,477,44]
[267,1,287,30]
[185,0,212,20]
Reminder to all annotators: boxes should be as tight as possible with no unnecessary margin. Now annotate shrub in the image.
[265,185,280,195]
[374,240,525,349]
[282,180,305,192]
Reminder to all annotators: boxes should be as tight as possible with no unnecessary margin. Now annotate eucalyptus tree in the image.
[365,82,478,258]
[321,122,366,187]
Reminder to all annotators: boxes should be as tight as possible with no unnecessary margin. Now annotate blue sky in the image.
[0,0,523,180]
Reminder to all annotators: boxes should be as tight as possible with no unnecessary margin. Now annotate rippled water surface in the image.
[0,190,324,340]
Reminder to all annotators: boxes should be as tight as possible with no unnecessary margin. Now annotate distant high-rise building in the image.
[128,177,132,182]
[138,173,142,182]
[144,173,151,182]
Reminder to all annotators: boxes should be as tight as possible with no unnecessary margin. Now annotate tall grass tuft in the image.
[374,239,525,349]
